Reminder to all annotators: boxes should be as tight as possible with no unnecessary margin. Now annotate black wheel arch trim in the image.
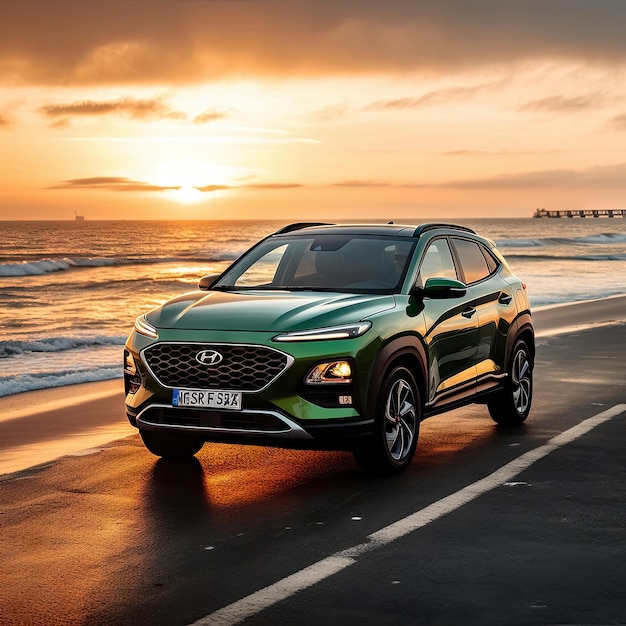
[506,312,535,365]
[365,334,428,420]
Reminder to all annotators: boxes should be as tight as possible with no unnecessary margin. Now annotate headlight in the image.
[134,315,158,339]
[273,322,371,342]
[306,360,353,384]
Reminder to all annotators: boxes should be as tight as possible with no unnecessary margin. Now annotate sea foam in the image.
[0,257,117,277]
[0,336,126,358]
[0,367,122,398]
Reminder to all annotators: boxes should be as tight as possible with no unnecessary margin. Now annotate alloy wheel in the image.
[384,378,417,461]
[511,347,532,415]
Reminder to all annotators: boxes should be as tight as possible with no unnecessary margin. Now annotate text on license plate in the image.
[172,389,242,410]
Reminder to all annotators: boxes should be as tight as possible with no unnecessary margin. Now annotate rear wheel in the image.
[353,366,420,475]
[139,429,204,460]
[488,340,533,426]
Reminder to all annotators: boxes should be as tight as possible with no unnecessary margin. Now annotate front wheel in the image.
[488,340,533,426]
[140,429,204,461]
[353,366,421,475]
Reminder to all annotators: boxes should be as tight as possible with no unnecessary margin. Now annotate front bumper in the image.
[124,327,380,447]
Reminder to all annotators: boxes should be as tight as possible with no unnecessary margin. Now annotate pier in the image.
[533,208,626,218]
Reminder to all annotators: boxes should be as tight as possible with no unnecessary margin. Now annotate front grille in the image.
[142,343,292,391]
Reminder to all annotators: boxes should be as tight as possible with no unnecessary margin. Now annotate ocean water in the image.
[1,217,625,398]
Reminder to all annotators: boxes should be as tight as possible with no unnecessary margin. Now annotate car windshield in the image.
[214,234,416,293]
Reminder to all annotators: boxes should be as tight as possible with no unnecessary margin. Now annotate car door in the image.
[450,237,516,386]
[417,237,479,404]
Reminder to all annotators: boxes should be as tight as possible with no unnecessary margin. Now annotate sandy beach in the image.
[1,294,625,477]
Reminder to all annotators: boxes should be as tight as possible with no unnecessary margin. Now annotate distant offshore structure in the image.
[74,210,85,222]
[533,208,626,218]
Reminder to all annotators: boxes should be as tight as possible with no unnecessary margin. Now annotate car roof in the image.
[272,222,476,239]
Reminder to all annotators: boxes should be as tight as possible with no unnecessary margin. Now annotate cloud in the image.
[0,113,10,127]
[444,150,497,156]
[193,109,231,125]
[195,184,231,193]
[366,80,504,110]
[3,1,626,85]
[48,176,180,192]
[310,105,350,123]
[443,149,564,156]
[517,93,604,112]
[609,113,626,129]
[242,183,304,190]
[39,97,186,121]
[48,176,304,194]
[428,162,626,189]
[330,163,626,190]
[47,162,626,196]
[332,180,391,188]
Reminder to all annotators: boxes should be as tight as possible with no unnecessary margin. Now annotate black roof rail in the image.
[413,223,476,237]
[273,222,334,235]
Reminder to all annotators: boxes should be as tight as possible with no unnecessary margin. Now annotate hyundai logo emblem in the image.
[195,349,223,366]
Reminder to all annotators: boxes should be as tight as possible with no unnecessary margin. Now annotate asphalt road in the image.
[1,324,625,626]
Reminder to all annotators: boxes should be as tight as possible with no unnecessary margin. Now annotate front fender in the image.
[364,334,428,420]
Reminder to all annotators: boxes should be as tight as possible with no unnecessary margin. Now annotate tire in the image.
[139,429,204,461]
[353,366,421,475]
[488,340,533,426]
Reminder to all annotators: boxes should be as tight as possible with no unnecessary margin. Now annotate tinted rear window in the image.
[452,238,491,284]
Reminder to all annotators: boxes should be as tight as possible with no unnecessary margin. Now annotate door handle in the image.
[461,307,476,319]
[498,292,513,305]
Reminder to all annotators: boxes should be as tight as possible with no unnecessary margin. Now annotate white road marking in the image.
[190,404,626,626]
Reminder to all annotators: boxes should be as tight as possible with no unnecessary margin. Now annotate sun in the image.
[151,159,230,205]
[170,185,205,204]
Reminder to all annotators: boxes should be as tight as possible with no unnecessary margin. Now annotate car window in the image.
[217,235,415,292]
[417,239,457,284]
[452,238,491,284]
[233,244,288,286]
[482,247,499,274]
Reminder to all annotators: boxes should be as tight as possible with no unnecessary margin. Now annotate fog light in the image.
[124,350,142,394]
[305,360,353,384]
[124,350,137,375]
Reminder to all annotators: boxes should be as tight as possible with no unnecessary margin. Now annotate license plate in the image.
[172,389,242,410]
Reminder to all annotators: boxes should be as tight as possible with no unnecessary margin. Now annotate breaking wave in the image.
[0,336,126,358]
[0,367,122,398]
[496,232,626,249]
[0,253,238,277]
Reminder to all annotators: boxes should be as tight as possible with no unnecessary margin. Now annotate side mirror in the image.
[421,277,467,298]
[198,274,221,291]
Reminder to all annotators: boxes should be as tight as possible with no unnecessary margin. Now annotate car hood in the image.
[147,290,396,332]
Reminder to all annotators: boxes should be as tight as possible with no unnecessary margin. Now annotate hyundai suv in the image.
[124,222,534,474]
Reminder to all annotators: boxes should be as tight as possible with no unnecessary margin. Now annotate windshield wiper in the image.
[212,285,340,292]
[275,285,342,292]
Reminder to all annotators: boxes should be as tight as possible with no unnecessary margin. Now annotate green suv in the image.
[124,222,534,474]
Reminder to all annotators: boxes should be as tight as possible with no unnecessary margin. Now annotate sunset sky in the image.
[2,0,626,220]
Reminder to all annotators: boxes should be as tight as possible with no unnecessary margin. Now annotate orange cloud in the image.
[428,163,626,189]
[40,97,186,121]
[45,161,626,200]
[609,113,626,129]
[366,80,505,110]
[518,93,605,113]
[48,177,180,192]
[3,2,626,86]
[242,183,304,190]
[193,109,231,125]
